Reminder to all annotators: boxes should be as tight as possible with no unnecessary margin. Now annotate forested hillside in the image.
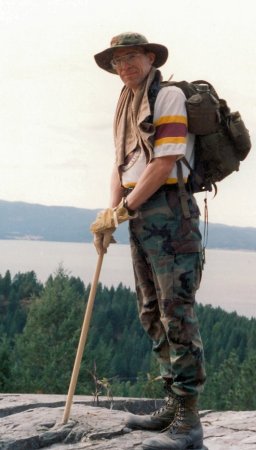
[1,199,256,250]
[0,269,255,411]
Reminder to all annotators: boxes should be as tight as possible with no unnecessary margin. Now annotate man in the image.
[91,32,207,450]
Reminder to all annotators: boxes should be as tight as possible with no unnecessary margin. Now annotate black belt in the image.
[124,183,187,196]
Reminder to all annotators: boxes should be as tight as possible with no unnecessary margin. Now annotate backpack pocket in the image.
[228,112,251,161]
[198,130,240,183]
[186,91,220,135]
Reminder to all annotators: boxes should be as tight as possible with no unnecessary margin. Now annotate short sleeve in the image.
[153,86,188,158]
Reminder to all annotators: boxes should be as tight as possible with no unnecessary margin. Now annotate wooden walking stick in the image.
[62,251,104,424]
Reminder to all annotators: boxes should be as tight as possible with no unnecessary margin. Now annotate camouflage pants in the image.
[129,187,206,396]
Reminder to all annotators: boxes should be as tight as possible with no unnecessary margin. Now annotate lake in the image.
[0,240,255,319]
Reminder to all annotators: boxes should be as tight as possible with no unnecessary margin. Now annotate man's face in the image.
[111,46,155,90]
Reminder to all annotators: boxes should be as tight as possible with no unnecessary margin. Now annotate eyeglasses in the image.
[111,52,144,69]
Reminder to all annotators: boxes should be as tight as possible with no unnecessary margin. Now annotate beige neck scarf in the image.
[114,67,161,169]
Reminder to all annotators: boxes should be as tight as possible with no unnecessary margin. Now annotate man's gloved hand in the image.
[93,230,116,255]
[90,198,137,254]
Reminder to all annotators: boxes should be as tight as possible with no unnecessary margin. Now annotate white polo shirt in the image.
[121,86,195,188]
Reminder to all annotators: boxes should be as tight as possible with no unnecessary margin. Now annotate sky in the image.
[0,0,256,228]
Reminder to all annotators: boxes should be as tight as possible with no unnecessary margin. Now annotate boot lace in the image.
[151,396,174,417]
[167,396,200,435]
[167,397,189,434]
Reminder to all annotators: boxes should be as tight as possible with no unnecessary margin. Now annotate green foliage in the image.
[232,352,256,409]
[1,269,256,411]
[76,283,152,395]
[0,270,43,337]
[196,304,256,410]
[0,332,12,391]
[200,351,256,410]
[10,268,85,393]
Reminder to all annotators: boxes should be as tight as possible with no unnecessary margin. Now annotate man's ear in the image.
[147,52,156,65]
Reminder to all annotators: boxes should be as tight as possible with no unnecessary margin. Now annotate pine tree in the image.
[0,332,11,391]
[10,268,84,393]
[232,352,256,410]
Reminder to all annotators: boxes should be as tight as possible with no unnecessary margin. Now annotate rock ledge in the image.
[0,394,255,449]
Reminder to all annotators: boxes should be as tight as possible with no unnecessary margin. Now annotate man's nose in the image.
[119,59,131,68]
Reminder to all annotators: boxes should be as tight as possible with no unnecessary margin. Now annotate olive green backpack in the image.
[154,79,252,194]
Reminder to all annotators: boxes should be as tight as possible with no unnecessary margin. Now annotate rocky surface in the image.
[0,394,255,450]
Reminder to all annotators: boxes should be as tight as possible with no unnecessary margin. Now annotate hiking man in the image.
[91,32,207,450]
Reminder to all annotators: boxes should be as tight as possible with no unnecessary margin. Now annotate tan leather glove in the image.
[93,230,116,255]
[90,198,137,253]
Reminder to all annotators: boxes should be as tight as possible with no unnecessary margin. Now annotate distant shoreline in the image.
[0,199,256,251]
[1,240,256,319]
[1,238,256,253]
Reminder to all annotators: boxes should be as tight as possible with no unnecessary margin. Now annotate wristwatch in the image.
[123,197,134,215]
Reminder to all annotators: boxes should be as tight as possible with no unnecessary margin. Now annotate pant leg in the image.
[130,231,173,378]
[129,188,206,396]
[154,251,206,396]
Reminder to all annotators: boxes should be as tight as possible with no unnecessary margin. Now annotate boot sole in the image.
[143,442,208,450]
[188,445,208,450]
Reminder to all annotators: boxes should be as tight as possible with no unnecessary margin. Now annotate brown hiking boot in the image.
[125,387,178,431]
[142,395,207,449]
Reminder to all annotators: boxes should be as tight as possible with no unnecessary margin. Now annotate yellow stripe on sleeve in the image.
[154,115,187,127]
[155,136,187,146]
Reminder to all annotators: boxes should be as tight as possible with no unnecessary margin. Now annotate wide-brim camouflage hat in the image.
[94,32,168,74]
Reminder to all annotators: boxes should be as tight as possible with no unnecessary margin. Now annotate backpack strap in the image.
[176,160,191,219]
[181,154,218,196]
[202,195,209,268]
[180,156,198,182]
[178,159,208,269]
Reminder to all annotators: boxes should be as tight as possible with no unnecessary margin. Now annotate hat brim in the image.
[94,43,168,74]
